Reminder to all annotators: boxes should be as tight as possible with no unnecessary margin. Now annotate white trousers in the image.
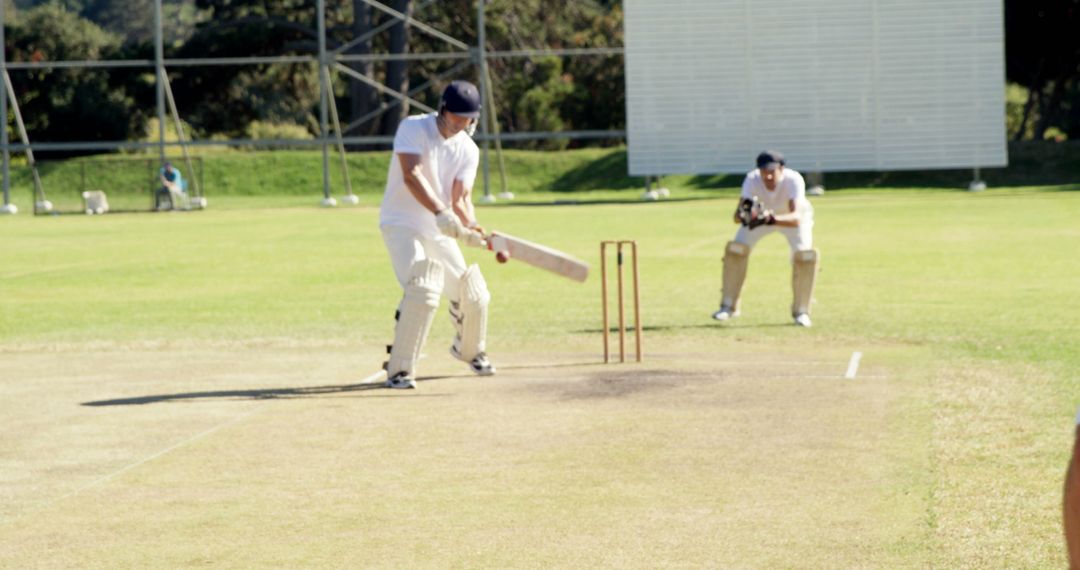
[734,222,814,253]
[733,199,814,254]
[381,225,468,301]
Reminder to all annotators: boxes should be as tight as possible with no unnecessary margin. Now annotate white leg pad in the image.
[721,241,750,311]
[450,264,490,362]
[386,259,445,377]
[791,249,819,316]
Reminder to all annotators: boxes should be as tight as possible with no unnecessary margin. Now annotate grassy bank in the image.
[5,141,1078,213]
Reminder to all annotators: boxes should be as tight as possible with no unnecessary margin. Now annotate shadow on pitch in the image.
[499,361,607,371]
[575,322,794,334]
[81,375,456,407]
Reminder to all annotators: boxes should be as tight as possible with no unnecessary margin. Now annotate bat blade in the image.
[486,232,589,282]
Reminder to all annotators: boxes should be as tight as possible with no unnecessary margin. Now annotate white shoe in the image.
[711,306,739,321]
[450,347,496,376]
[385,371,417,389]
[794,313,812,328]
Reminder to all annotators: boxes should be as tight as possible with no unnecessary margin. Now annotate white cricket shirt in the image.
[379,113,480,237]
[740,167,806,214]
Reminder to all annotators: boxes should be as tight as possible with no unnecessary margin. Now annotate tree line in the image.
[3,0,1076,158]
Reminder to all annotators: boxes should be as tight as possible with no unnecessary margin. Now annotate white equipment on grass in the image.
[483,231,589,283]
[82,190,109,215]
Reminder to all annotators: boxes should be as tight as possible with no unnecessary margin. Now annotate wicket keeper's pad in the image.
[791,249,819,316]
[721,241,750,310]
[450,264,490,362]
[387,259,444,377]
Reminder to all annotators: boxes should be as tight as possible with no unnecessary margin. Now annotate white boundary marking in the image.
[3,405,264,526]
[845,351,863,379]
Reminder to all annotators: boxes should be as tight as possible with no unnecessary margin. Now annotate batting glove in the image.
[435,209,466,239]
[461,230,486,248]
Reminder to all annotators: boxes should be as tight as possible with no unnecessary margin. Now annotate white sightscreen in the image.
[624,0,1008,175]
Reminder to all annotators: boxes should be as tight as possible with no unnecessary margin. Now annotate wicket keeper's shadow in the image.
[81,375,456,407]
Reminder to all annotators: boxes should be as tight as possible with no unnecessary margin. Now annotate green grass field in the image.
[1,177,1079,566]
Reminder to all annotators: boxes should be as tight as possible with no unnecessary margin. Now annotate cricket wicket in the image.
[600,240,642,363]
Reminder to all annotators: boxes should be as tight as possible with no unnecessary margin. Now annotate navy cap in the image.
[441,80,482,119]
[756,150,785,170]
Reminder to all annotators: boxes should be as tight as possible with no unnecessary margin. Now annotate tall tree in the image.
[382,0,412,135]
[1005,0,1080,140]
[5,4,145,156]
[347,0,375,135]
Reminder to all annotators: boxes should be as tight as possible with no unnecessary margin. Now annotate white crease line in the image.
[715,361,845,366]
[845,351,863,380]
[359,370,387,385]
[3,405,264,526]
[755,374,885,380]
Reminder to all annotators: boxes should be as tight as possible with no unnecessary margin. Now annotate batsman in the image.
[377,80,494,389]
[712,150,820,327]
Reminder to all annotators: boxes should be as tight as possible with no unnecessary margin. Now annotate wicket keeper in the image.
[378,80,494,389]
[712,150,819,327]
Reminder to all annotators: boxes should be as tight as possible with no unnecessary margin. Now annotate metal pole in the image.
[154,0,165,165]
[160,67,202,205]
[317,0,333,205]
[476,0,491,202]
[481,60,509,198]
[0,0,9,212]
[4,72,45,209]
[321,65,355,202]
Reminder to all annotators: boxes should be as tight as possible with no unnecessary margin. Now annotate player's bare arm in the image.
[397,152,448,214]
[450,179,481,231]
[769,198,802,227]
[449,179,485,247]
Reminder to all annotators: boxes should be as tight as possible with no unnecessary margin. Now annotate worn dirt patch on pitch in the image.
[538,368,721,400]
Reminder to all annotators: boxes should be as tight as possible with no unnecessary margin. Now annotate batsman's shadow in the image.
[81,375,457,407]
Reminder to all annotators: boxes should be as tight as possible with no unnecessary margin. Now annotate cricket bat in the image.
[484,231,589,283]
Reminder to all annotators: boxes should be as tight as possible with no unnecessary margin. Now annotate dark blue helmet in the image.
[441,80,482,118]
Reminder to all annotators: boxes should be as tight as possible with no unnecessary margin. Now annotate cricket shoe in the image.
[711,306,740,321]
[793,313,813,328]
[450,346,496,376]
[385,371,417,389]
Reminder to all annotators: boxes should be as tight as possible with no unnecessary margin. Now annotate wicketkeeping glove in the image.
[747,210,776,229]
[734,197,755,225]
[735,197,776,229]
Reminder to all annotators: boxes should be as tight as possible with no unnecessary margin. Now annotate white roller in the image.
[451,264,490,362]
[386,259,444,378]
[82,190,109,215]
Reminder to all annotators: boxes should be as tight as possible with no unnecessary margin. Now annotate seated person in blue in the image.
[156,161,185,210]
